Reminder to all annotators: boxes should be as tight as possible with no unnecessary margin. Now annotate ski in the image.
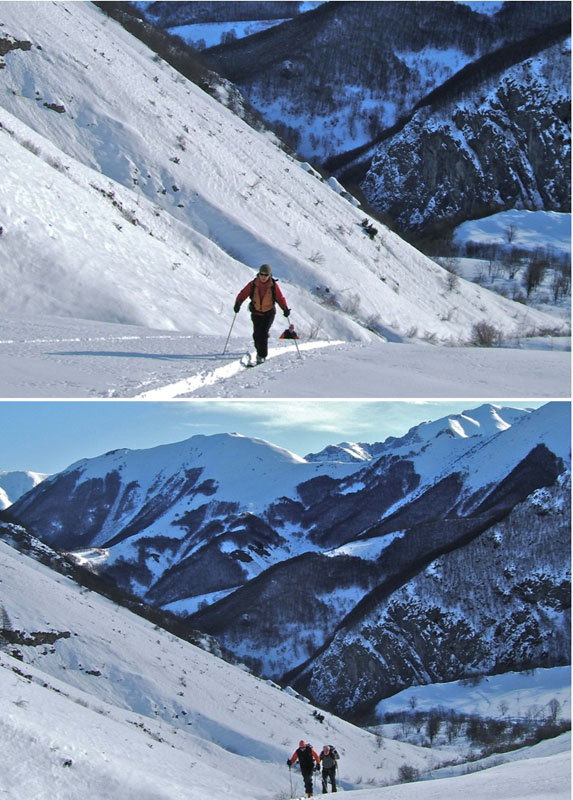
[241,353,265,368]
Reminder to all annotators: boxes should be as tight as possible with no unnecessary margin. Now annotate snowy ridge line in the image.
[134,340,344,399]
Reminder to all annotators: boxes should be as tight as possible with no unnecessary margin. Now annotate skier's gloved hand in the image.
[315,763,321,771]
[234,303,241,314]
[286,759,292,767]
[283,307,291,317]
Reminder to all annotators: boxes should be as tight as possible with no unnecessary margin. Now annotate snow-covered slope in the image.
[0,1,562,349]
[378,666,571,720]
[0,525,570,799]
[0,531,440,798]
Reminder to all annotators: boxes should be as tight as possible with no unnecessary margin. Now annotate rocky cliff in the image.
[361,33,571,241]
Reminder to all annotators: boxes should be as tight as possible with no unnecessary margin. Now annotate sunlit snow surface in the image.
[0,535,570,800]
[0,2,568,398]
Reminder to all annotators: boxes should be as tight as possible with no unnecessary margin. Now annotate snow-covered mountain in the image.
[8,402,570,715]
[305,403,529,463]
[0,0,563,354]
[203,1,569,162]
[0,524,569,799]
[0,470,47,509]
[201,1,570,244]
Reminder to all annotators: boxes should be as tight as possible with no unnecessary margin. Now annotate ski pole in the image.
[289,312,302,360]
[222,312,237,355]
[288,764,293,799]
[293,331,302,360]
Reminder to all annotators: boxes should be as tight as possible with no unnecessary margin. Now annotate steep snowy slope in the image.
[0,1,561,347]
[0,530,440,798]
[0,529,569,799]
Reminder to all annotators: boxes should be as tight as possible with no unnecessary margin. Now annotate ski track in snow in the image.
[0,314,569,398]
[134,340,342,399]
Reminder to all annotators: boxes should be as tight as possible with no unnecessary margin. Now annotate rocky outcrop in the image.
[291,472,571,718]
[362,36,571,239]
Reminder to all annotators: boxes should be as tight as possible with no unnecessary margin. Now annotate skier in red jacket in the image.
[287,740,321,797]
[234,264,290,364]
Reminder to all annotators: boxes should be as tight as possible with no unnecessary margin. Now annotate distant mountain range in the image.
[0,471,47,510]
[6,402,570,718]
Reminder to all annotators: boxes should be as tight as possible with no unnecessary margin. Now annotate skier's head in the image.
[258,264,272,277]
[299,740,306,748]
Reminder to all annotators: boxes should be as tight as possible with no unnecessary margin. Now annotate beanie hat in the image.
[259,264,272,276]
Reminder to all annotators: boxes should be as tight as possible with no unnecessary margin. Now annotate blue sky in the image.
[0,399,547,474]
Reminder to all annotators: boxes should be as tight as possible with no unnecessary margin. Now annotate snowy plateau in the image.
[0,1,569,398]
[0,401,571,799]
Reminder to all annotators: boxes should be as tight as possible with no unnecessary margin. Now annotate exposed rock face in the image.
[293,472,571,718]
[362,37,571,238]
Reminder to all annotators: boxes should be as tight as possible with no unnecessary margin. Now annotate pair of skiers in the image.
[234,264,291,364]
[287,740,339,796]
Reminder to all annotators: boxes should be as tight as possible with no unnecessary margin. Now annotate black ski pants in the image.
[251,309,275,359]
[322,766,337,792]
[301,768,314,796]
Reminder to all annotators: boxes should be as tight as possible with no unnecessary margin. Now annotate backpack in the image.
[249,277,277,312]
[298,743,315,771]
[279,323,299,340]
[328,745,339,760]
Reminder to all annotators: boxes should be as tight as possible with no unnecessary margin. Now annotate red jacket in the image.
[235,276,288,314]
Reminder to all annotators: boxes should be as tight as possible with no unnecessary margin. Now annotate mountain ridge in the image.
[7,402,570,714]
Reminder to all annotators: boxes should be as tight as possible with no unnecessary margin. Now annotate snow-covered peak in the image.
[388,401,570,509]
[57,431,355,514]
[409,403,529,444]
[305,441,373,463]
[0,470,48,508]
[304,405,524,464]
